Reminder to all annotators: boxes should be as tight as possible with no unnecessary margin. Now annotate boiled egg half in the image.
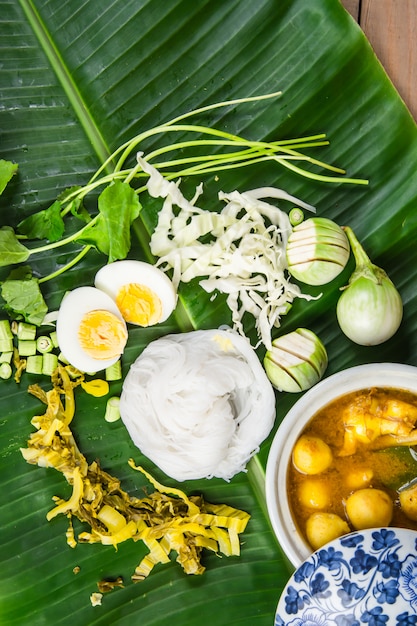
[56,286,128,373]
[94,260,177,327]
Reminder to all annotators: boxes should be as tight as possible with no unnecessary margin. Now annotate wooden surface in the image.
[341,0,417,121]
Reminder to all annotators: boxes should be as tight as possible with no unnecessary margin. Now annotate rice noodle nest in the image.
[119,328,276,481]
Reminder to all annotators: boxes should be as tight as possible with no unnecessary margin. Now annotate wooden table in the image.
[342,0,417,121]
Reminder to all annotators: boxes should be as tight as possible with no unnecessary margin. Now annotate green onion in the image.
[104,396,121,422]
[286,217,350,285]
[289,207,305,226]
[263,328,328,393]
[336,226,403,346]
[17,339,37,356]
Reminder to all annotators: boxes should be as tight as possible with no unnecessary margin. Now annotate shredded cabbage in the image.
[119,328,276,481]
[141,154,315,349]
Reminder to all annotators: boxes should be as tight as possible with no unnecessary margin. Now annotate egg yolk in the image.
[78,309,127,360]
[115,283,163,326]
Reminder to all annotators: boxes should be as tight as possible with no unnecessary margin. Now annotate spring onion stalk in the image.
[336,226,403,346]
[263,328,328,392]
[286,217,350,285]
[289,207,304,226]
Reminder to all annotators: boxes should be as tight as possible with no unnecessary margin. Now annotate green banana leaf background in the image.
[2,0,417,624]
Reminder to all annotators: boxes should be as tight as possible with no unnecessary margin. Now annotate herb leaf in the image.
[1,266,48,325]
[0,226,30,267]
[17,200,65,242]
[78,181,141,262]
[0,160,18,195]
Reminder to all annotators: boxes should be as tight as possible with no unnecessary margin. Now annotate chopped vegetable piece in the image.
[80,378,109,397]
[0,362,12,379]
[42,352,58,376]
[97,577,124,593]
[18,339,37,356]
[105,360,122,381]
[0,351,13,364]
[26,354,43,375]
[16,321,37,341]
[20,367,251,582]
[36,335,54,353]
[90,593,103,607]
[104,396,121,422]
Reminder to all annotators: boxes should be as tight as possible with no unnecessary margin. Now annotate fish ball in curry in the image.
[305,512,350,550]
[345,488,393,530]
[298,477,331,509]
[292,435,333,475]
[345,468,374,491]
[399,483,417,522]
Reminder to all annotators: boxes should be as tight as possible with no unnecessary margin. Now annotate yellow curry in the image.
[288,387,417,551]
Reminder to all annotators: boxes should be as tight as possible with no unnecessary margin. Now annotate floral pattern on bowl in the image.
[275,527,417,626]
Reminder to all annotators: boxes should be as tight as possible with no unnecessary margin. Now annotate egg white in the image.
[56,286,127,373]
[94,260,177,324]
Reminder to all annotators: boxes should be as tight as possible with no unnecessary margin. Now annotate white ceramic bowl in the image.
[265,362,417,568]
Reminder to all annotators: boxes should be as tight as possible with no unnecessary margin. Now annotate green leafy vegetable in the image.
[78,180,141,261]
[0,160,18,195]
[1,266,48,325]
[18,200,65,242]
[0,226,30,267]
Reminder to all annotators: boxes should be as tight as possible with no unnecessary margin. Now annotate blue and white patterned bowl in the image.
[275,527,417,626]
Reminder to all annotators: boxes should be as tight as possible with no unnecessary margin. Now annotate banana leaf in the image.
[1,0,417,624]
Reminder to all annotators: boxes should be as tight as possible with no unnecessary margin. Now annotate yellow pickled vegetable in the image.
[20,365,251,583]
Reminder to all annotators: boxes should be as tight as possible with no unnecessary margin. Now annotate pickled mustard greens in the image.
[20,365,251,582]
